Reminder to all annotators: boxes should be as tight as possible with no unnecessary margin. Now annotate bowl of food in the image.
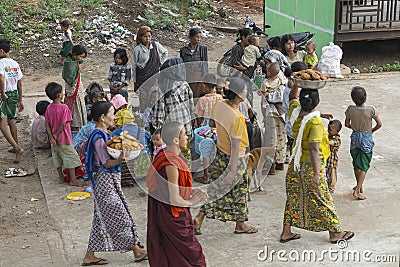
[292,69,328,90]
[107,132,144,160]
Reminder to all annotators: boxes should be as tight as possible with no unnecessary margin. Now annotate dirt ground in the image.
[0,117,53,247]
[1,1,400,266]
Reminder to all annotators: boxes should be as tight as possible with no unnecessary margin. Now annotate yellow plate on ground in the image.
[66,191,91,201]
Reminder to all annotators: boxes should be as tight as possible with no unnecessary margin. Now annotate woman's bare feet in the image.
[14,148,24,163]
[58,174,66,183]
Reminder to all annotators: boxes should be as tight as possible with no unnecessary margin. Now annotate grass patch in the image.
[143,0,212,29]
[0,0,107,50]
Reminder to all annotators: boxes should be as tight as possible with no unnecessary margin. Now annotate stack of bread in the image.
[107,132,142,151]
[293,69,327,81]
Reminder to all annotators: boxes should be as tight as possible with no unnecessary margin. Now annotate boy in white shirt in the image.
[0,38,24,163]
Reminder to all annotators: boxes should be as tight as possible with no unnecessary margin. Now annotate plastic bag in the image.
[318,42,344,78]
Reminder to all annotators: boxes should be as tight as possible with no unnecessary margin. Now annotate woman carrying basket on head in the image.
[280,84,354,244]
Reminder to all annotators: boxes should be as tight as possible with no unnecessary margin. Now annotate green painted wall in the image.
[264,0,336,56]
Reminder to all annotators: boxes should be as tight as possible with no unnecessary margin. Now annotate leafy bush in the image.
[362,61,400,73]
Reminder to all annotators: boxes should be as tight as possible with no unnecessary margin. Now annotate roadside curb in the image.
[33,148,70,266]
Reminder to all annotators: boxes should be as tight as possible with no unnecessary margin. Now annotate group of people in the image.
[0,21,383,266]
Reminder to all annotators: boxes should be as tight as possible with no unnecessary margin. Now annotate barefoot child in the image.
[345,86,382,200]
[59,19,74,64]
[0,38,24,163]
[45,82,84,186]
[326,119,342,194]
[31,100,51,149]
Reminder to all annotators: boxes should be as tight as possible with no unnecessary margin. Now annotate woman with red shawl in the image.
[146,121,208,267]
[132,26,168,112]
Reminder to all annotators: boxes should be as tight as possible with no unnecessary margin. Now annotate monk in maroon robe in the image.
[146,122,207,267]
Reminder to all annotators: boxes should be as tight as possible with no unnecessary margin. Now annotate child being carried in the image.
[239,35,261,68]
[259,62,288,174]
[259,62,287,120]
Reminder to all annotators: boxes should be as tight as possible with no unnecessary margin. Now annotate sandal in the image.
[194,227,202,235]
[279,233,301,243]
[234,226,258,234]
[134,254,148,262]
[330,231,355,244]
[81,258,108,266]
[193,218,202,235]
[5,167,35,178]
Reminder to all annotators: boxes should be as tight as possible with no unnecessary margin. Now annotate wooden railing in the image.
[336,0,400,41]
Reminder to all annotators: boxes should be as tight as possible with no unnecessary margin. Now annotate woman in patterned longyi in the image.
[193,77,258,235]
[280,85,354,244]
[82,101,147,266]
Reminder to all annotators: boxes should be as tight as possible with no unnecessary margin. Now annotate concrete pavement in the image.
[26,74,400,266]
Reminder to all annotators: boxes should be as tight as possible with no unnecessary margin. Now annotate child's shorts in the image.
[51,144,82,169]
[0,90,18,119]
[59,41,73,56]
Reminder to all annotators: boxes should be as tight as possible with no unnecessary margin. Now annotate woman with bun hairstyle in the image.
[82,101,147,266]
[193,77,258,235]
[279,85,354,244]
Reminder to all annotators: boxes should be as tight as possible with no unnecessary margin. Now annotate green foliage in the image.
[362,61,400,73]
[144,9,160,28]
[0,0,108,51]
[81,0,104,8]
[44,0,69,21]
[143,0,212,28]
